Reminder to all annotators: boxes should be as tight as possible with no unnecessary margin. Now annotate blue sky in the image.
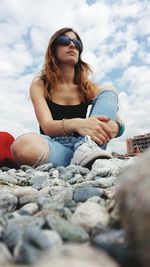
[0,0,150,154]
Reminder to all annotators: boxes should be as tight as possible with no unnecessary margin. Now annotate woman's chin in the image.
[62,59,78,66]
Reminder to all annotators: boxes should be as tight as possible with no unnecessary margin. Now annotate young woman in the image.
[11,27,125,169]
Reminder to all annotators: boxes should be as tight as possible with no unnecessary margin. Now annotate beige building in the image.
[126,133,150,154]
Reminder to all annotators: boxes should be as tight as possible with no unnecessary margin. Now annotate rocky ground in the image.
[0,151,149,267]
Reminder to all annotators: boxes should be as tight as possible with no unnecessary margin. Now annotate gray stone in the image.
[35,163,53,172]
[73,176,117,188]
[46,214,89,242]
[20,165,33,171]
[73,186,104,202]
[20,203,39,215]
[59,165,89,181]
[19,192,39,206]
[0,166,10,172]
[0,192,18,213]
[69,173,84,184]
[66,165,89,176]
[28,171,50,189]
[2,222,23,250]
[49,178,70,187]
[0,242,13,265]
[42,230,63,248]
[0,172,18,185]
[55,207,72,221]
[15,170,27,177]
[13,226,51,264]
[91,158,127,176]
[56,165,66,173]
[23,226,51,250]
[71,202,109,232]
[15,170,29,186]
[87,196,101,203]
[13,186,38,198]
[59,171,73,181]
[13,241,37,264]
[117,149,150,267]
[49,168,59,179]
[93,229,125,246]
[38,188,73,210]
[7,168,16,175]
[38,186,51,195]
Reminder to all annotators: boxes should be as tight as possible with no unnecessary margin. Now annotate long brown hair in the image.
[38,27,100,101]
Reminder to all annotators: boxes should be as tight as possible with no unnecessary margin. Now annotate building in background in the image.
[126,133,150,155]
[112,133,150,159]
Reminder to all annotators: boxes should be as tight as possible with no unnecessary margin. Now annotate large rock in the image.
[43,244,120,267]
[117,149,150,267]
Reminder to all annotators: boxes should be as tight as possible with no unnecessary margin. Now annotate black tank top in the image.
[40,99,90,135]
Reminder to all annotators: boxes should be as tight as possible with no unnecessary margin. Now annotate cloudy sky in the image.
[0,0,150,154]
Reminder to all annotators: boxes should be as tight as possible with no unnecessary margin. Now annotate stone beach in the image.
[0,151,150,267]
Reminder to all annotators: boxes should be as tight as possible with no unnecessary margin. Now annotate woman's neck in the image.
[58,65,75,85]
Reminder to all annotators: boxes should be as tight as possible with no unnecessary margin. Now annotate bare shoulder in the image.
[30,78,46,98]
[30,77,45,89]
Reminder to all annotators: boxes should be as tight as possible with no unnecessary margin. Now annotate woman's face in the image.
[55,31,80,66]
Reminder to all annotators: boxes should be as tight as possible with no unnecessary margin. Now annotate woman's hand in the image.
[75,116,113,145]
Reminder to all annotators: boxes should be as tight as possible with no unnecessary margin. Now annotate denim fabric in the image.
[42,135,83,167]
[42,89,118,167]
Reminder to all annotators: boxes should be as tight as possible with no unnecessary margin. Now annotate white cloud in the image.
[111,0,142,19]
[120,65,150,97]
[139,50,150,65]
[137,10,150,35]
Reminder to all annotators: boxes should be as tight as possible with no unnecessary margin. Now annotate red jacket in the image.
[0,132,16,168]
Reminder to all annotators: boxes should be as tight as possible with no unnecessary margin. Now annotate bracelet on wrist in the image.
[115,121,125,138]
[60,118,67,136]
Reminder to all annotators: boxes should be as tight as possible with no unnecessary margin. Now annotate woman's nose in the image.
[69,40,75,48]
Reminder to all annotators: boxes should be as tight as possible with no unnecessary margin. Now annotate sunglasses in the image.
[54,35,83,52]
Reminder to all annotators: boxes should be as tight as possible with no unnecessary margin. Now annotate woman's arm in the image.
[30,79,78,136]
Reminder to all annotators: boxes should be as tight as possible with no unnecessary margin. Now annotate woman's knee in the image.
[11,133,49,167]
[95,86,118,105]
[101,85,118,94]
[95,86,118,99]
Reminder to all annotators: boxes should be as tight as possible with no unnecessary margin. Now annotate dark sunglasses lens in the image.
[73,39,82,52]
[55,36,70,46]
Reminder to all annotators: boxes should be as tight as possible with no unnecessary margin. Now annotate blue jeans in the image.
[42,90,118,167]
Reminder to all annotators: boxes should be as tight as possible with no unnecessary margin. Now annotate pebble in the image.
[13,186,38,198]
[73,186,104,202]
[38,187,73,210]
[0,192,18,213]
[71,202,109,231]
[42,229,63,248]
[0,242,13,265]
[46,214,89,242]
[35,163,53,172]
[20,203,39,215]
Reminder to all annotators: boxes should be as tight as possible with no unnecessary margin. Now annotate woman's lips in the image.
[67,51,76,56]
